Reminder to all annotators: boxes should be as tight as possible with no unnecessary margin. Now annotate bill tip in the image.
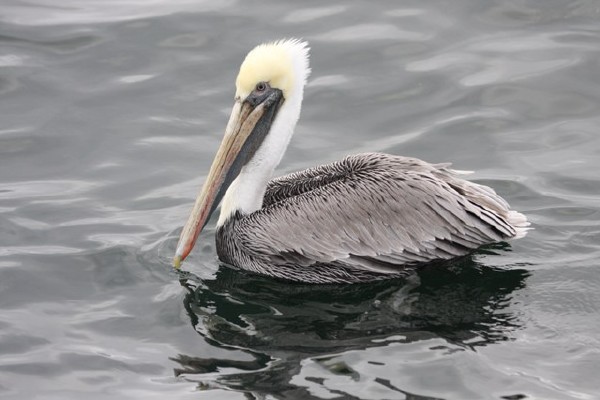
[172,255,182,269]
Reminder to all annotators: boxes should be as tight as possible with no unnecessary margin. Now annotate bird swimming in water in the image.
[173,39,530,284]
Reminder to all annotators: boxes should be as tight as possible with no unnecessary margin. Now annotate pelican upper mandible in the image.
[173,39,530,284]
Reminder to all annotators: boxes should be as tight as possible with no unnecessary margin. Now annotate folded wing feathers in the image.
[240,153,528,275]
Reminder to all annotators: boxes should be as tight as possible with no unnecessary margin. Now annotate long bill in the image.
[173,98,272,268]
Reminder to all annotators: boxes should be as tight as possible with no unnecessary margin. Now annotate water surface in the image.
[1,0,600,398]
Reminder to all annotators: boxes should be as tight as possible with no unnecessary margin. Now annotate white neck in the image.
[217,84,305,227]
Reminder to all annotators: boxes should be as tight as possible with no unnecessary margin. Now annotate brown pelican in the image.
[173,39,529,284]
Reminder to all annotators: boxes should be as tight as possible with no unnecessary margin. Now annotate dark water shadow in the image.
[172,246,530,398]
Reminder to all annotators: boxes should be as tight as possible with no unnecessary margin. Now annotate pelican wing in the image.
[237,153,527,277]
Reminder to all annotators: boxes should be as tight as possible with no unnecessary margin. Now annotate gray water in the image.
[2,0,600,399]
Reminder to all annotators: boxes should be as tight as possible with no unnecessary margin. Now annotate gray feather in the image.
[216,153,529,283]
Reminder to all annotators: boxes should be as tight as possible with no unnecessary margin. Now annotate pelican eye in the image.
[255,81,268,92]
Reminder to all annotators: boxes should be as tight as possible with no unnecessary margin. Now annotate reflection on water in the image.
[173,249,529,397]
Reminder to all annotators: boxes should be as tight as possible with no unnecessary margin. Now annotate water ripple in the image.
[1,0,600,398]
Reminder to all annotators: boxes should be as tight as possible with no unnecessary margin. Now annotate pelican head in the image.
[174,39,311,267]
